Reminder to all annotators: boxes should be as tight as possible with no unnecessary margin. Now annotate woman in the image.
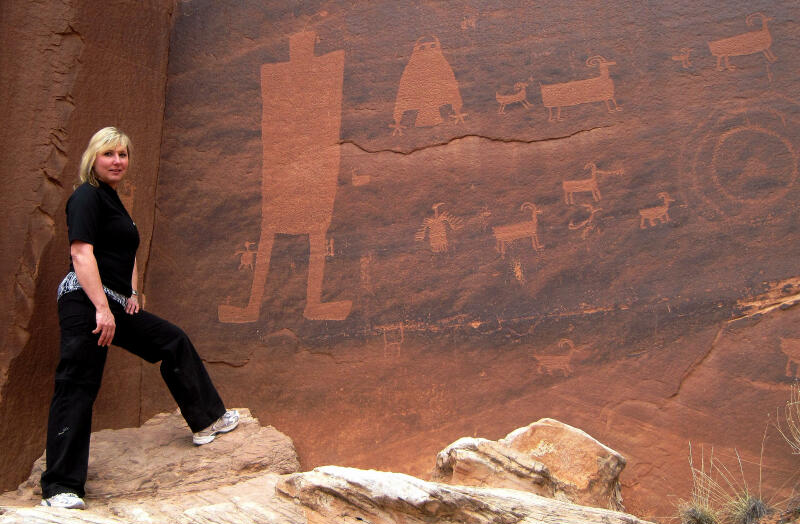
[40,127,239,510]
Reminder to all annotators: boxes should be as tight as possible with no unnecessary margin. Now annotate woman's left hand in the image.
[125,295,140,314]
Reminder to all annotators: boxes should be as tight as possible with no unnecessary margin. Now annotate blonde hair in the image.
[78,127,132,187]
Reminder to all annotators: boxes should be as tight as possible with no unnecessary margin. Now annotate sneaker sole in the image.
[41,500,86,510]
[192,418,240,446]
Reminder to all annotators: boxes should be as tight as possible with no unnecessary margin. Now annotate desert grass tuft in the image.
[676,444,722,524]
[680,505,719,524]
[776,382,800,455]
[713,442,771,524]
[678,443,775,524]
[723,494,768,524]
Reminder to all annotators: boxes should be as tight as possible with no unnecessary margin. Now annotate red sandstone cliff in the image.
[2,2,800,520]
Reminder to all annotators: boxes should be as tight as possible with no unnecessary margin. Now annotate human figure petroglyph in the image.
[380,323,405,358]
[359,252,375,294]
[479,206,492,232]
[639,193,675,228]
[390,36,465,136]
[540,56,622,122]
[533,339,579,376]
[218,31,351,323]
[496,81,532,114]
[708,13,777,72]
[671,48,693,68]
[415,202,464,253]
[492,202,544,258]
[234,241,257,271]
[562,162,624,205]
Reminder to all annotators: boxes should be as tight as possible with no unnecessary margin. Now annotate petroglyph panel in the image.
[217,31,352,323]
[708,13,777,72]
[638,193,675,229]
[671,48,693,69]
[682,95,800,219]
[492,202,544,257]
[780,338,800,377]
[568,203,602,241]
[540,56,622,122]
[415,203,464,254]
[145,1,800,518]
[562,162,624,205]
[532,339,582,377]
[391,36,465,135]
[496,81,533,114]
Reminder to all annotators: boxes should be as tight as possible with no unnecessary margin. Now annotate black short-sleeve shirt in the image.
[66,181,139,296]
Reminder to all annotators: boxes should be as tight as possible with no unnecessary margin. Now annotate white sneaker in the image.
[192,409,239,445]
[41,492,86,509]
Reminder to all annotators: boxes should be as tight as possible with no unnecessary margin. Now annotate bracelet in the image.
[131,289,138,296]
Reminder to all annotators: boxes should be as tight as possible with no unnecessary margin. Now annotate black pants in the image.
[40,291,226,498]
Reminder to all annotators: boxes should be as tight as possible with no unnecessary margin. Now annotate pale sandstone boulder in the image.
[434,418,625,511]
[14,408,299,500]
[0,414,651,524]
[433,436,556,496]
[0,507,126,524]
[1,466,650,524]
[1,475,302,524]
[276,465,649,524]
[2,409,303,523]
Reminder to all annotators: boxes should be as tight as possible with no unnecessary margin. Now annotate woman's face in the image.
[93,144,128,188]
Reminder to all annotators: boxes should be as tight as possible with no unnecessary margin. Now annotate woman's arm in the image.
[125,257,140,314]
[70,240,115,347]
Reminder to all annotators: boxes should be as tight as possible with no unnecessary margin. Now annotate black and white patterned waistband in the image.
[57,272,128,308]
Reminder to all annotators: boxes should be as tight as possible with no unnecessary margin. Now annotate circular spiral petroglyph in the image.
[682,95,800,219]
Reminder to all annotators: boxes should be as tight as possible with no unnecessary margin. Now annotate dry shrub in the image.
[678,445,771,524]
[776,382,800,456]
[677,445,721,524]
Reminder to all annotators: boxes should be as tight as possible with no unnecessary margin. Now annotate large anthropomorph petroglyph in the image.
[218,31,352,323]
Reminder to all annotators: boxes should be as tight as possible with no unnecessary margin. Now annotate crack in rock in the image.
[341,125,615,156]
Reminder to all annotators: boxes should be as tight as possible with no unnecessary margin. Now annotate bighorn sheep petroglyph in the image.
[533,339,579,376]
[493,202,544,257]
[708,12,777,71]
[639,192,675,228]
[562,162,624,205]
[780,338,800,377]
[540,56,622,122]
[496,82,532,114]
[671,47,693,68]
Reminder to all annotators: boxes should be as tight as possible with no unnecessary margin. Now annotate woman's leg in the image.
[41,292,107,499]
[112,306,225,433]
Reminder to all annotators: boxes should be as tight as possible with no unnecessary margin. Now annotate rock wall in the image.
[3,0,800,519]
[142,1,800,519]
[0,0,174,492]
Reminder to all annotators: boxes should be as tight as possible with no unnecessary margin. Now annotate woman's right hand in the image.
[71,240,116,347]
[92,305,116,347]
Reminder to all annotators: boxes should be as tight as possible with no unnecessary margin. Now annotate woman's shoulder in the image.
[67,182,102,208]
[72,181,98,193]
